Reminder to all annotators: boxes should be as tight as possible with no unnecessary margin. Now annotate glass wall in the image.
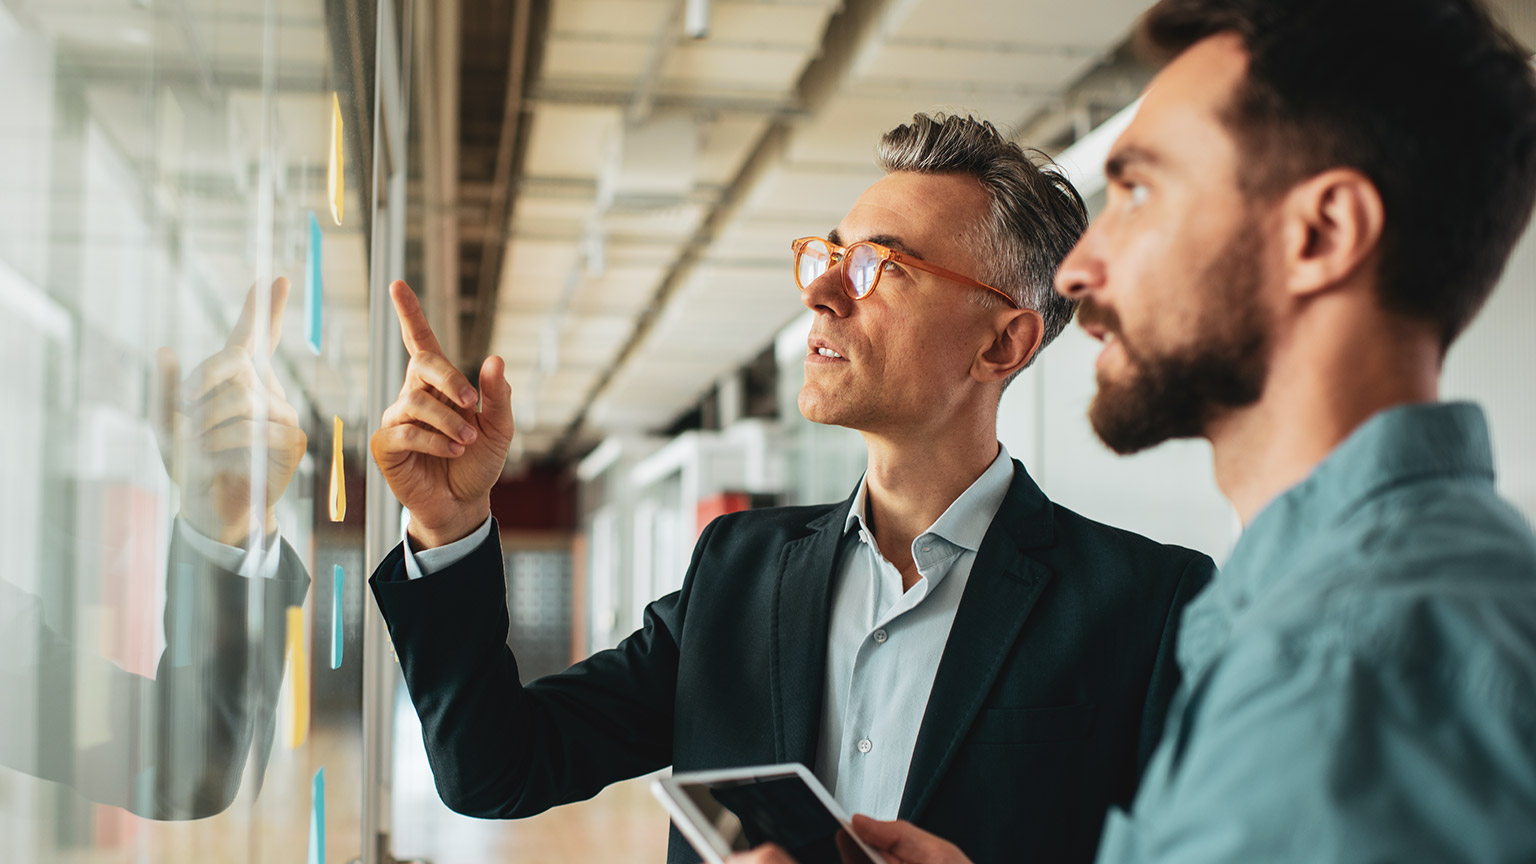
[0,0,397,860]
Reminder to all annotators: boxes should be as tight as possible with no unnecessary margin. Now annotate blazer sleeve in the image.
[370,517,719,819]
[1135,551,1215,775]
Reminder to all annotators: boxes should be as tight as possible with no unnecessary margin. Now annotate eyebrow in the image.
[826,229,924,259]
[1104,145,1163,180]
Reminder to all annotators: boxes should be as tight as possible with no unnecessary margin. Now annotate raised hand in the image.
[154,278,308,547]
[370,280,514,548]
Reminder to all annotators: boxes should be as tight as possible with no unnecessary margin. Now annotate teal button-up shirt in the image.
[1097,402,1536,863]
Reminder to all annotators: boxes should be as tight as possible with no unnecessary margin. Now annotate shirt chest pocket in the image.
[968,702,1097,745]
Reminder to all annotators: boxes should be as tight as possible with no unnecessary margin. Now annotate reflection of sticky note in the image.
[307,212,323,354]
[331,565,344,670]
[283,606,309,749]
[329,415,345,522]
[328,93,344,225]
[309,767,326,864]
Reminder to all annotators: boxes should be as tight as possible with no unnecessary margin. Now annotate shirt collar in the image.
[843,443,1015,554]
[1220,401,1495,606]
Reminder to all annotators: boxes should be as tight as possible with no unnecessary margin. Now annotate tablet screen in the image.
[673,771,879,864]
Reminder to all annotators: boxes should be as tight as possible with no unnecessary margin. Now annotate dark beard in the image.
[1084,226,1271,455]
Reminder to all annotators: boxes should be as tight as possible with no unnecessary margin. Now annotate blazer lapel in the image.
[899,462,1056,820]
[770,500,853,767]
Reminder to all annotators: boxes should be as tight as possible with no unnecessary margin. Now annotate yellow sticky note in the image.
[329,415,346,522]
[328,92,344,226]
[283,606,310,750]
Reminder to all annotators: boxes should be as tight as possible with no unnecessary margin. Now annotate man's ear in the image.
[975,307,1044,383]
[1280,168,1385,299]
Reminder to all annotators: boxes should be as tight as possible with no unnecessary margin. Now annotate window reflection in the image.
[0,279,310,819]
[0,0,375,858]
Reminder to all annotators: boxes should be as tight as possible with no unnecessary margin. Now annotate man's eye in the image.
[1127,183,1150,208]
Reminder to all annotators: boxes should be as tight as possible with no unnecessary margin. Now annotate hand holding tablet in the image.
[652,763,891,864]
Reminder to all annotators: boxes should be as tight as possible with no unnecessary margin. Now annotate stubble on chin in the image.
[1086,224,1272,455]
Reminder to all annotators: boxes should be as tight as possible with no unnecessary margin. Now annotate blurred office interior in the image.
[0,0,1531,861]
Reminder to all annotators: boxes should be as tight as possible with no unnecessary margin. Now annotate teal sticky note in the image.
[331,564,344,670]
[307,212,323,355]
[309,767,325,864]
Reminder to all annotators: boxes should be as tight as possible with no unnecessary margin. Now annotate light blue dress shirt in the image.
[813,445,1015,819]
[1097,402,1536,863]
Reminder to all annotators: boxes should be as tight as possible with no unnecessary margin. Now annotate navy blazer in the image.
[371,461,1214,863]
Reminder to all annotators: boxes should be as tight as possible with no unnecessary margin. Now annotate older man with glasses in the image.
[366,113,1214,864]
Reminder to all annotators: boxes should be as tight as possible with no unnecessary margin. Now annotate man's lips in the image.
[807,337,847,362]
[1091,329,1124,372]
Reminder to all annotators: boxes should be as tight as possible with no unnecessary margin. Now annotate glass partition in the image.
[0,0,395,860]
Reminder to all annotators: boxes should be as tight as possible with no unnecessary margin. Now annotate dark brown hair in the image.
[1140,0,1536,348]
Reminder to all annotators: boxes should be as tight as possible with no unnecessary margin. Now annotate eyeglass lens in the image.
[846,244,880,298]
[795,239,884,298]
[798,240,831,289]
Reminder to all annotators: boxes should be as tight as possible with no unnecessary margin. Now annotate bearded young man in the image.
[367,114,1215,863]
[746,1,1536,862]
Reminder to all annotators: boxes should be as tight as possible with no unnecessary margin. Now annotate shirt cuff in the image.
[401,513,493,580]
[175,516,283,580]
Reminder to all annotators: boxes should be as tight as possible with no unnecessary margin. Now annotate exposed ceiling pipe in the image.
[415,0,461,358]
[551,0,903,461]
[464,0,534,369]
[628,0,688,127]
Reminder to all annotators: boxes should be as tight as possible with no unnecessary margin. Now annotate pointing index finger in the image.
[390,280,445,358]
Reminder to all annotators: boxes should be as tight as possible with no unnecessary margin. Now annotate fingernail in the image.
[449,442,464,455]
[458,425,476,443]
[459,387,478,407]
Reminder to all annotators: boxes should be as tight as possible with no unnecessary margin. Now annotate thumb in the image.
[478,355,515,440]
[850,815,903,850]
[849,815,963,862]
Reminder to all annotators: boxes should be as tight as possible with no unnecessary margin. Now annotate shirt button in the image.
[872,629,888,643]
[857,738,873,754]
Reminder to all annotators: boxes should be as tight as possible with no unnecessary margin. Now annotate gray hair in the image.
[875,113,1088,377]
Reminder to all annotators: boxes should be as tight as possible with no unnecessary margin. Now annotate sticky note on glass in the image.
[328,93,344,225]
[283,605,309,749]
[309,767,326,864]
[307,212,323,355]
[331,565,344,670]
[329,415,345,522]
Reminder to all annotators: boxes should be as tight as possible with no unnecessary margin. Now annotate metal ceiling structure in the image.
[21,0,1535,473]
[435,0,1160,468]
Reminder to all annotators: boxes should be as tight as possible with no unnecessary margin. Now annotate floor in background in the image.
[389,686,671,863]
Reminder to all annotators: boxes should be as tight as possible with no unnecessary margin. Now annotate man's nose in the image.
[1054,234,1103,300]
[800,265,852,317]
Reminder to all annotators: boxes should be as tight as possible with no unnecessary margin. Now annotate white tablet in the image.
[651,763,890,864]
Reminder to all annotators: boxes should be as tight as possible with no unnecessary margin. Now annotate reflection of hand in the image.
[370,280,513,549]
[848,815,972,864]
[154,278,307,547]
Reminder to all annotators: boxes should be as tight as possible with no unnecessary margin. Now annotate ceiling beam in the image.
[460,0,549,370]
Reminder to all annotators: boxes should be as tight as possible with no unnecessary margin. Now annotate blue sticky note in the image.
[309,767,325,864]
[331,565,344,670]
[307,212,323,355]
